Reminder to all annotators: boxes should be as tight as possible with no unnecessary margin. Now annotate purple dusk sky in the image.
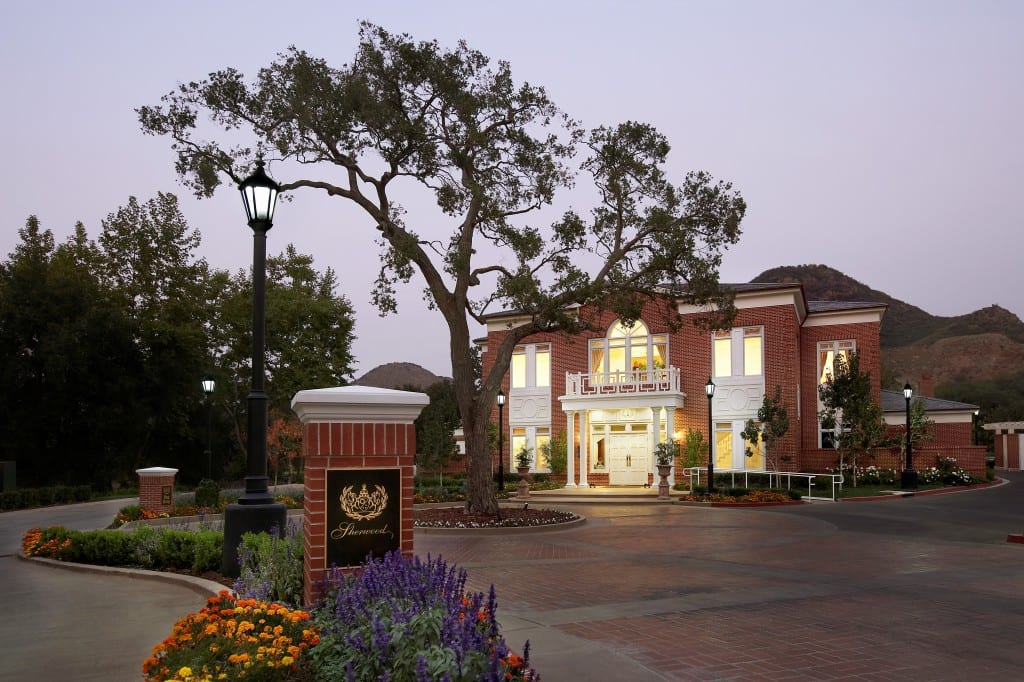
[3,1,1021,379]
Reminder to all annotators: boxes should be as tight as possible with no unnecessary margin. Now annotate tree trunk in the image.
[462,413,498,514]
[446,314,500,516]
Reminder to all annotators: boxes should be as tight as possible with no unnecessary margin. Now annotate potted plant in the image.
[654,440,679,500]
[515,445,533,498]
[515,444,533,473]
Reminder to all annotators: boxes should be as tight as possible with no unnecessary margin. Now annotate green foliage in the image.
[413,380,462,475]
[679,429,707,469]
[818,352,887,486]
[193,478,221,508]
[741,386,791,468]
[138,21,746,516]
[234,523,305,606]
[25,524,222,573]
[0,199,354,488]
[654,440,680,466]
[539,431,568,475]
[0,485,92,510]
[515,444,533,468]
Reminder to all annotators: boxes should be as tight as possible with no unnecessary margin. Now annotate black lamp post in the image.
[497,390,506,492]
[705,377,716,493]
[973,409,980,447]
[901,383,918,489]
[201,375,215,479]
[221,159,288,576]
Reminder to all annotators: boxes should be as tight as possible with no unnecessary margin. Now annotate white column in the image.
[564,411,577,488]
[651,406,662,484]
[665,405,676,486]
[578,410,589,487]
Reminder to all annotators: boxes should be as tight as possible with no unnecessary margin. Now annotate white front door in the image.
[608,433,649,485]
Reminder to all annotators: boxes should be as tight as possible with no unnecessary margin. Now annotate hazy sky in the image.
[3,1,1021,379]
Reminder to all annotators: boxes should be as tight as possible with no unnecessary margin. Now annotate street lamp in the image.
[221,159,288,576]
[901,383,918,489]
[201,375,215,479]
[497,390,506,493]
[705,377,716,493]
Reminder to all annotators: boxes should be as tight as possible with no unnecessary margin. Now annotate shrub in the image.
[143,591,319,682]
[234,522,304,606]
[193,478,221,508]
[154,530,202,569]
[68,529,136,566]
[310,552,534,681]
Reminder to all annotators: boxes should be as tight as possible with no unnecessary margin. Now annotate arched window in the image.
[589,320,668,382]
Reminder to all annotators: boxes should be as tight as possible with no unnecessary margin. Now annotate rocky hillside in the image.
[752,264,1024,388]
[354,362,445,390]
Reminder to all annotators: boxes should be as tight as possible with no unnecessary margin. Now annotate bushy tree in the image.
[411,380,462,483]
[818,352,886,486]
[138,23,746,513]
[741,385,791,478]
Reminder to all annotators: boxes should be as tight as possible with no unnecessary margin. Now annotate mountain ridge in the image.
[752,264,1024,388]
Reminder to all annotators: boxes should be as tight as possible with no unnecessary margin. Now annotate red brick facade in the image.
[480,284,982,483]
[292,387,427,606]
[136,467,177,514]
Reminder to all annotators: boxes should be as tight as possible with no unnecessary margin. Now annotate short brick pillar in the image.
[136,467,178,514]
[292,386,428,605]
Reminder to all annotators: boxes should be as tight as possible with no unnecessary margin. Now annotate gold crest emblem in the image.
[339,483,388,521]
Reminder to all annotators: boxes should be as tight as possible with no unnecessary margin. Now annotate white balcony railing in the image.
[565,367,681,397]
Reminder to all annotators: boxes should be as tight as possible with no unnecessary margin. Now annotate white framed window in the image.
[817,340,856,447]
[589,320,668,382]
[511,343,550,389]
[510,426,551,472]
[712,327,763,378]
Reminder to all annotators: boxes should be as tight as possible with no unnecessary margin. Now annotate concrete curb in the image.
[17,552,230,599]
[840,477,1005,502]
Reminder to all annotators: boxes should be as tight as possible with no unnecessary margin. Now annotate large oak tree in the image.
[139,22,747,513]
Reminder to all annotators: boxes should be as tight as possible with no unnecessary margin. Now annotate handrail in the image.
[565,367,681,396]
[680,467,844,502]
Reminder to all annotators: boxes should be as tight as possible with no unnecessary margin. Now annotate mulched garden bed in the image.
[414,506,580,529]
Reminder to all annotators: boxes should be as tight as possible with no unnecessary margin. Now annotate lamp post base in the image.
[221,501,288,577]
[900,470,919,490]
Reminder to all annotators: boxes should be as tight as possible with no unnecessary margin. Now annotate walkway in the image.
[3,476,1024,681]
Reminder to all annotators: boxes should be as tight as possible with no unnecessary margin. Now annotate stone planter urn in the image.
[516,466,531,498]
[656,463,673,500]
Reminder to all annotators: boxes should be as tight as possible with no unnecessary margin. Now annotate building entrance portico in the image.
[561,378,686,487]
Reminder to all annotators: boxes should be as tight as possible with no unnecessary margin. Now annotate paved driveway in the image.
[418,473,1024,681]
[3,476,1023,681]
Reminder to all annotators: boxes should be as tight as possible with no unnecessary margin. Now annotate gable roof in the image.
[880,390,978,414]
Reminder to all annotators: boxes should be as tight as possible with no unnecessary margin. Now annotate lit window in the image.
[743,329,762,377]
[713,327,762,377]
[511,350,527,388]
[713,331,732,378]
[511,344,549,389]
[589,320,668,380]
[535,345,550,387]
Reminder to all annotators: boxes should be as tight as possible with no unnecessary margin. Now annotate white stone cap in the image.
[291,385,429,424]
[136,467,179,476]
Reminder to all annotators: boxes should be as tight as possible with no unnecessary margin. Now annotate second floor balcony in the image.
[564,367,682,397]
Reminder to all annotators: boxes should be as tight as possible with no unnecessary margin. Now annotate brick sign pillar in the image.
[292,386,428,605]
[136,467,178,514]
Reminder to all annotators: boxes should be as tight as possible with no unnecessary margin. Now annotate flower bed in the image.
[415,507,579,529]
[143,591,319,682]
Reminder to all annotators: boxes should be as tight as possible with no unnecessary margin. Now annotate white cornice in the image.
[676,287,806,322]
[803,307,886,328]
[291,386,429,424]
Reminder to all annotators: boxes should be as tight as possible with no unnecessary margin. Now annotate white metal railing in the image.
[680,467,844,502]
[565,367,681,396]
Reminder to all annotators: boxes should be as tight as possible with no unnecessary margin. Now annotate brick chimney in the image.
[919,373,935,397]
